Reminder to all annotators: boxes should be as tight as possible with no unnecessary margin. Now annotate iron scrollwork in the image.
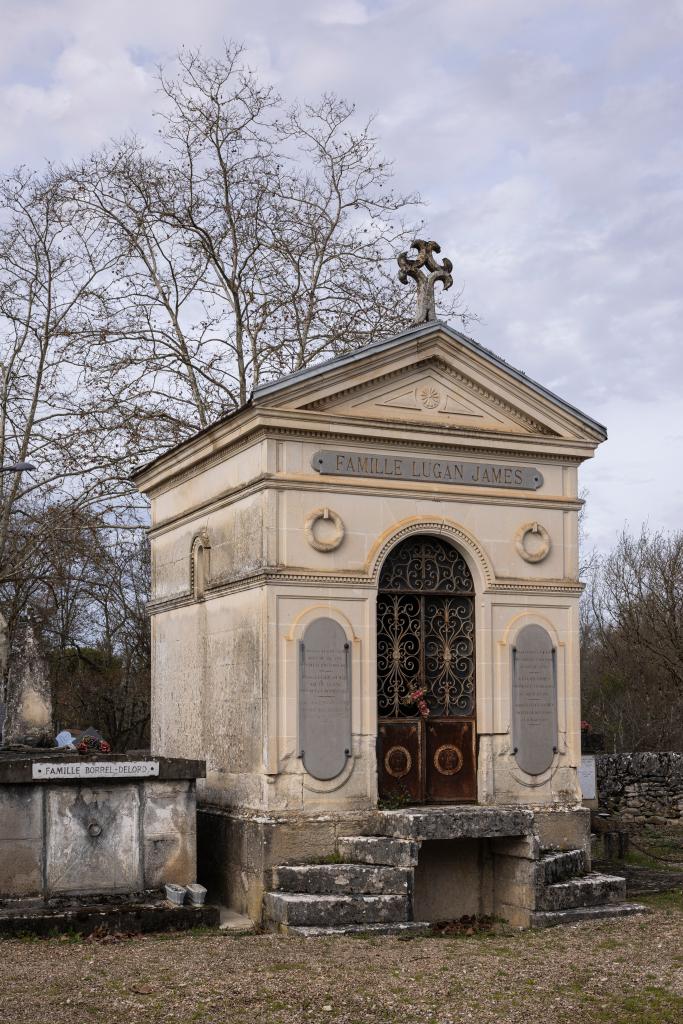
[377,536,475,720]
[378,535,474,594]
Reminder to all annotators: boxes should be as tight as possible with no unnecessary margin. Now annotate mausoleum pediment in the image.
[296,359,553,436]
[253,323,606,443]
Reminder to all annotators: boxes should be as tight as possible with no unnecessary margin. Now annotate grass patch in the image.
[638,889,683,911]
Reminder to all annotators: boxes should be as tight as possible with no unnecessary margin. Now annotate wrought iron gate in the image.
[376,535,477,803]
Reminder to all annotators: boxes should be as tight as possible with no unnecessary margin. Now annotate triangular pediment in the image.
[251,322,607,445]
[298,358,553,435]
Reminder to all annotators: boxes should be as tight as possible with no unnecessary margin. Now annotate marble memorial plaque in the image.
[512,625,557,776]
[299,618,351,781]
[579,755,597,800]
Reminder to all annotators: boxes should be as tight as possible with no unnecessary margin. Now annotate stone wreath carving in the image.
[397,239,453,323]
[304,507,345,552]
[515,522,552,563]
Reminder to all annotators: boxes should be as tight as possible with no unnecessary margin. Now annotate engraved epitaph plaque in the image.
[579,755,597,800]
[512,624,557,775]
[299,618,351,781]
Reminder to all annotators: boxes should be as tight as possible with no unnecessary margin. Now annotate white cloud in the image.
[0,0,681,550]
[315,1,369,26]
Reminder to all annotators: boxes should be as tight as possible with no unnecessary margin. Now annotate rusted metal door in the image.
[376,535,476,804]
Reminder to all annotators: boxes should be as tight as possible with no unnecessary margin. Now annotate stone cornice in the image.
[147,568,584,616]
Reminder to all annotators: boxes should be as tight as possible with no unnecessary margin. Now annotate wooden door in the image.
[376,535,476,804]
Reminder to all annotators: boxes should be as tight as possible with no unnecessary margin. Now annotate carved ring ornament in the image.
[433,743,463,776]
[304,507,345,552]
[515,522,552,563]
[384,745,413,779]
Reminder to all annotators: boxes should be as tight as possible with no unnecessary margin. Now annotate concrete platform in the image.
[0,891,220,937]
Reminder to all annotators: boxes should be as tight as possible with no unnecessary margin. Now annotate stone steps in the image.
[286,922,430,938]
[268,864,410,896]
[336,836,419,867]
[263,892,409,929]
[530,902,648,929]
[539,849,587,885]
[539,872,626,912]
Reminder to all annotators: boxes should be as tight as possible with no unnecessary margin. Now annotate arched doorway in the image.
[376,534,477,803]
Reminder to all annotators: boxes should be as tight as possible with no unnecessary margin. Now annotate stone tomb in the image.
[0,753,203,899]
[133,315,641,928]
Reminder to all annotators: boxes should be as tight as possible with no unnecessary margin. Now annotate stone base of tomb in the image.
[0,891,220,938]
[197,802,644,929]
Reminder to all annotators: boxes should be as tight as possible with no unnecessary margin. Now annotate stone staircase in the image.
[263,808,646,934]
[264,852,427,936]
[529,849,645,927]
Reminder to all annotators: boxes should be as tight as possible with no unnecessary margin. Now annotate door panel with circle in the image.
[425,719,476,802]
[377,720,423,803]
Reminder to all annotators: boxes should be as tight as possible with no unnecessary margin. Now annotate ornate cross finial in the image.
[397,239,453,323]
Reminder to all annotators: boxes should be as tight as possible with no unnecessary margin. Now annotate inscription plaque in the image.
[32,760,159,780]
[579,754,597,800]
[512,624,557,775]
[299,618,351,781]
[312,450,543,490]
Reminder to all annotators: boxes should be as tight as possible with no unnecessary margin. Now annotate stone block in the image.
[496,900,532,929]
[493,853,538,912]
[143,781,195,836]
[533,807,590,853]
[269,864,410,896]
[264,891,408,928]
[0,785,42,840]
[538,872,625,912]
[491,834,539,861]
[378,806,534,841]
[144,832,196,888]
[336,836,420,867]
[45,784,141,894]
[0,839,42,896]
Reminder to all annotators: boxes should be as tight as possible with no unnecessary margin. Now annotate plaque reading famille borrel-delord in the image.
[512,624,557,776]
[312,450,543,490]
[299,618,352,781]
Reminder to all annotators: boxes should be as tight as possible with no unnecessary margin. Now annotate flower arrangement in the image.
[76,736,111,755]
[403,687,430,719]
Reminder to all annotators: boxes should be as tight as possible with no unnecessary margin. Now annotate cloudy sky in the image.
[2,0,681,552]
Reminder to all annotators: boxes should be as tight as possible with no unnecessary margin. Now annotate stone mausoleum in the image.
[134,243,639,931]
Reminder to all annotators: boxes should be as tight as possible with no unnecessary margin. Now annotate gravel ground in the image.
[0,893,681,1024]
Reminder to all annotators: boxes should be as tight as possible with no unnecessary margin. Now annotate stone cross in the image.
[397,239,453,323]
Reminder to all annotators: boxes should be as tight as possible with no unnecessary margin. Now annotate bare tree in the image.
[581,526,683,751]
[2,42,476,735]
[0,166,153,696]
[67,45,472,438]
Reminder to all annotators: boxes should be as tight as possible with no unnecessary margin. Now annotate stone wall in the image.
[596,752,683,825]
